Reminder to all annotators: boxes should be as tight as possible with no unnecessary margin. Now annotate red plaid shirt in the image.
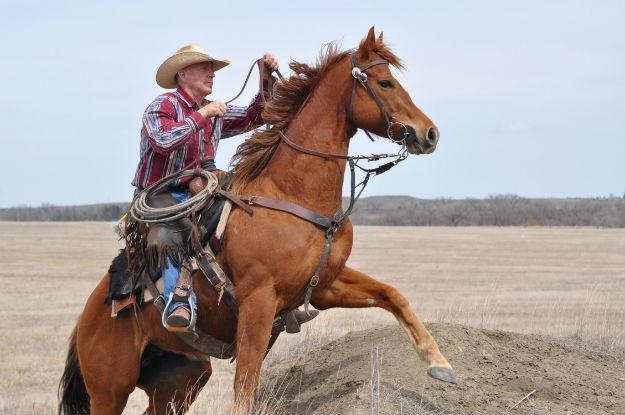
[132,87,264,189]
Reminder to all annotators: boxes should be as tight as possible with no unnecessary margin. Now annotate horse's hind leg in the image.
[79,350,139,414]
[139,351,212,415]
[76,277,144,415]
[311,266,458,384]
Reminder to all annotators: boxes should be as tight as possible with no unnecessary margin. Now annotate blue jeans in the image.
[163,191,197,314]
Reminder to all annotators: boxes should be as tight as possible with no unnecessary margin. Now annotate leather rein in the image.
[236,52,410,314]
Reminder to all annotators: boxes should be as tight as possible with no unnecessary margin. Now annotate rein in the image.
[226,58,285,105]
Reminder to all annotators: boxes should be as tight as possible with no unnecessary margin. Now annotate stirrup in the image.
[161,293,197,334]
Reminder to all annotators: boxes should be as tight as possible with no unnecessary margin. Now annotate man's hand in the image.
[198,100,227,118]
[262,53,279,71]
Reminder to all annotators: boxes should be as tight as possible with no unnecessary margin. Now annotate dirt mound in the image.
[262,323,624,414]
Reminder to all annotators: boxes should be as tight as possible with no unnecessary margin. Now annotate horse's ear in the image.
[358,26,377,59]
[365,26,376,49]
[378,31,384,43]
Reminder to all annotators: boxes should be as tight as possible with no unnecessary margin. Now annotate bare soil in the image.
[262,323,624,414]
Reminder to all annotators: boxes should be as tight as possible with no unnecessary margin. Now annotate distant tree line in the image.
[1,195,624,227]
[0,203,129,222]
[345,195,625,227]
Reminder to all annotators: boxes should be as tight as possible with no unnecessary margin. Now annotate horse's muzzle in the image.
[404,125,438,154]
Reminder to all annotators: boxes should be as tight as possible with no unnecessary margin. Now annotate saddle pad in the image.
[105,250,162,304]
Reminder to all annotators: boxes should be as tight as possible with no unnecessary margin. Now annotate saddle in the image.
[105,175,233,312]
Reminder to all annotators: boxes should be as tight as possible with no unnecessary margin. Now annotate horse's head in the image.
[349,27,439,155]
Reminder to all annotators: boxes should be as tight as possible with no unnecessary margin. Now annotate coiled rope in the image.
[130,170,218,224]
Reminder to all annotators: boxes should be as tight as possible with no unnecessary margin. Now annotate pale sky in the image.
[1,0,623,207]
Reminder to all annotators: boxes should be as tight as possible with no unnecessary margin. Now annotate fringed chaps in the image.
[125,190,198,279]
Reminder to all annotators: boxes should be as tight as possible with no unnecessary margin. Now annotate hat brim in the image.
[156,52,230,89]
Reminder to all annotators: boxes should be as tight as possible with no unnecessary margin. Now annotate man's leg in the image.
[162,190,196,327]
[144,189,197,330]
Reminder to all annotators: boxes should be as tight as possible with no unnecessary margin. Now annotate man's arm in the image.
[143,96,207,154]
[144,97,227,154]
[220,94,265,139]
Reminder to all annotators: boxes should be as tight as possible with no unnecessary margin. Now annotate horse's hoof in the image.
[427,367,459,384]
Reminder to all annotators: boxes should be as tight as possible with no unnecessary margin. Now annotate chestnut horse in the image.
[59,27,457,415]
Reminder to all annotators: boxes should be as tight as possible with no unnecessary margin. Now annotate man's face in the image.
[178,61,215,97]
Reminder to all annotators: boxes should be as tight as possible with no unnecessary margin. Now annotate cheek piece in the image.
[347,53,413,146]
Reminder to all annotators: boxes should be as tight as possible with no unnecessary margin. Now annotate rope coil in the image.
[130,170,219,224]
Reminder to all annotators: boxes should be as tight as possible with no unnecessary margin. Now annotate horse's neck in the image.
[261,67,353,215]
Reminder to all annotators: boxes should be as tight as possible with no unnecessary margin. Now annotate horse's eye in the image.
[377,80,394,89]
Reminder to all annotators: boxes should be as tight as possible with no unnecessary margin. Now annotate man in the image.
[133,44,275,190]
[132,44,316,331]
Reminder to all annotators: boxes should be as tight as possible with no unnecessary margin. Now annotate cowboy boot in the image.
[165,259,194,329]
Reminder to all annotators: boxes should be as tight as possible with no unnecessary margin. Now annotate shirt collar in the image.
[176,87,199,109]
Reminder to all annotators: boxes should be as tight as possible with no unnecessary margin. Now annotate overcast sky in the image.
[0,0,623,207]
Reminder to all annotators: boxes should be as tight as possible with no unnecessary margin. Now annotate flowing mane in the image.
[230,39,402,192]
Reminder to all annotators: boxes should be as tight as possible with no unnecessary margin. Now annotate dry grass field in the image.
[0,222,623,414]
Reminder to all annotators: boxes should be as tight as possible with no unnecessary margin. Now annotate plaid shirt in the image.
[132,87,264,189]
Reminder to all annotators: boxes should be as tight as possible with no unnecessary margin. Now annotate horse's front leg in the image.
[311,266,458,384]
[233,284,277,413]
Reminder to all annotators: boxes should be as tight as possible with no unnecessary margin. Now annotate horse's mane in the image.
[230,38,402,193]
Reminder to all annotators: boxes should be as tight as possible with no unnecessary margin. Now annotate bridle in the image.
[277,51,411,167]
[229,52,414,160]
[347,52,411,145]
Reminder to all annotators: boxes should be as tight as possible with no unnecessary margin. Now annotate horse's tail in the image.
[58,326,90,415]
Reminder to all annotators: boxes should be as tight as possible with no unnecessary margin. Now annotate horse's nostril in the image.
[426,127,439,145]
[403,125,417,144]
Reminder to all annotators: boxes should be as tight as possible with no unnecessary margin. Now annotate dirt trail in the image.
[262,323,624,415]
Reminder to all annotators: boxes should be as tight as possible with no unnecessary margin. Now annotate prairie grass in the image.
[0,223,623,414]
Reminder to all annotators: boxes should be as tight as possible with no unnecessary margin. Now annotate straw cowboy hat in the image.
[156,44,230,89]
